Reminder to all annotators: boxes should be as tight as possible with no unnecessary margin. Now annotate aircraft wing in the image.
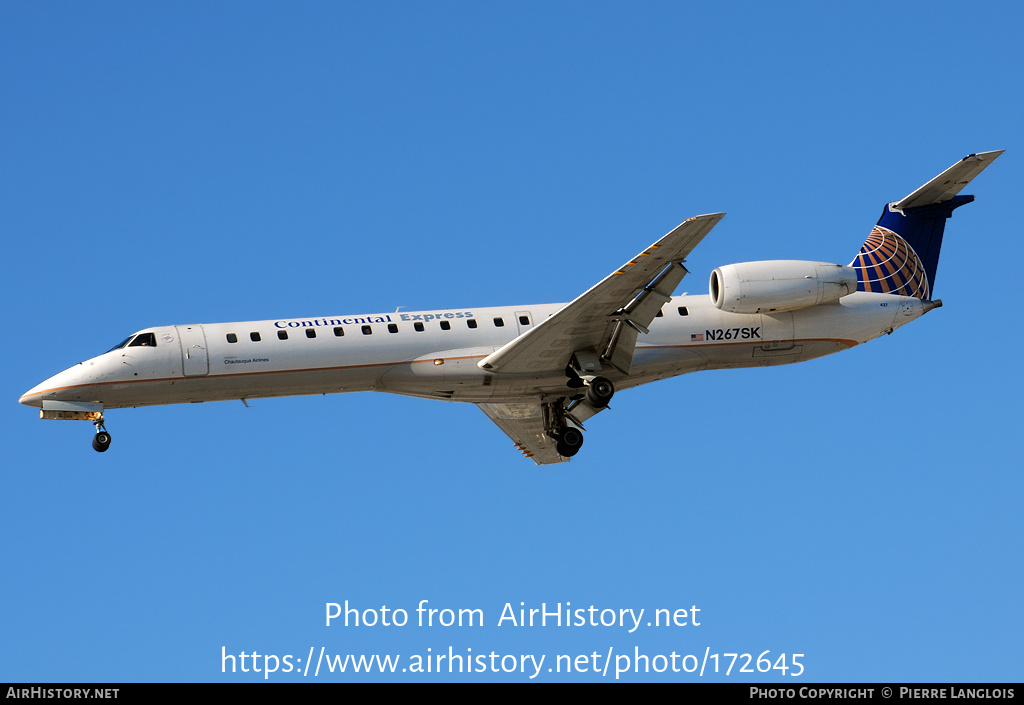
[476,403,569,465]
[478,213,725,375]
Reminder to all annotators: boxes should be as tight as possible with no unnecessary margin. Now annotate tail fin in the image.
[850,150,1003,299]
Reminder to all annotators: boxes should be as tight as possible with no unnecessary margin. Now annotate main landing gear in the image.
[554,425,584,458]
[584,376,614,408]
[541,399,585,458]
[542,373,616,459]
[565,364,615,409]
[92,419,112,453]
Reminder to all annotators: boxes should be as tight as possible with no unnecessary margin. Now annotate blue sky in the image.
[2,1,1021,682]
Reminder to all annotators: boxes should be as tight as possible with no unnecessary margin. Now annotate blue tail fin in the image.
[850,151,1002,299]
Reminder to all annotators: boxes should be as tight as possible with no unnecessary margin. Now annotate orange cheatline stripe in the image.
[649,337,859,350]
[23,354,489,399]
[23,338,862,402]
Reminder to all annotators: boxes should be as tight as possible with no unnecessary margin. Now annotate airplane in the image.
[20,151,1002,463]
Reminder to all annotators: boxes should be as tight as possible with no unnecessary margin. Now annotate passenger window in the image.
[388,323,399,333]
[306,329,316,339]
[250,332,261,342]
[362,325,372,335]
[414,322,424,332]
[226,333,238,344]
[334,327,344,337]
[678,306,689,316]
[494,317,504,327]
[278,330,288,340]
[467,319,478,329]
[518,315,530,325]
[656,310,663,317]
[440,321,451,331]
[130,333,157,347]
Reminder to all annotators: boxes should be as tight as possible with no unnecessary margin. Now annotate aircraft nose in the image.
[19,363,94,408]
[19,382,45,408]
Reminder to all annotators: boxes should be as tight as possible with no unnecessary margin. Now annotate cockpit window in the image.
[129,333,157,347]
[106,336,133,353]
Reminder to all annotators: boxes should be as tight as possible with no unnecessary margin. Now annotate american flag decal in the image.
[691,333,704,342]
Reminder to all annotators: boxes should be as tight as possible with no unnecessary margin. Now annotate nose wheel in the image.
[92,420,112,453]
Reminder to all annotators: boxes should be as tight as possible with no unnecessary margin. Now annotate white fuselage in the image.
[20,292,928,411]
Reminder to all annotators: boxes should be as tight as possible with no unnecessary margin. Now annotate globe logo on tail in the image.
[850,225,930,300]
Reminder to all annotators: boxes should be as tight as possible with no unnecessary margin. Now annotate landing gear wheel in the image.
[585,376,614,408]
[92,431,111,453]
[555,426,584,457]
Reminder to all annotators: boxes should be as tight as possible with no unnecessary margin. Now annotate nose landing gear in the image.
[92,419,112,453]
[37,401,111,453]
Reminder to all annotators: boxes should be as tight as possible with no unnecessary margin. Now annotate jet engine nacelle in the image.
[710,260,858,314]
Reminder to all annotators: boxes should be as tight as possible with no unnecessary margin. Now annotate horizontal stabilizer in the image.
[893,150,1003,210]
